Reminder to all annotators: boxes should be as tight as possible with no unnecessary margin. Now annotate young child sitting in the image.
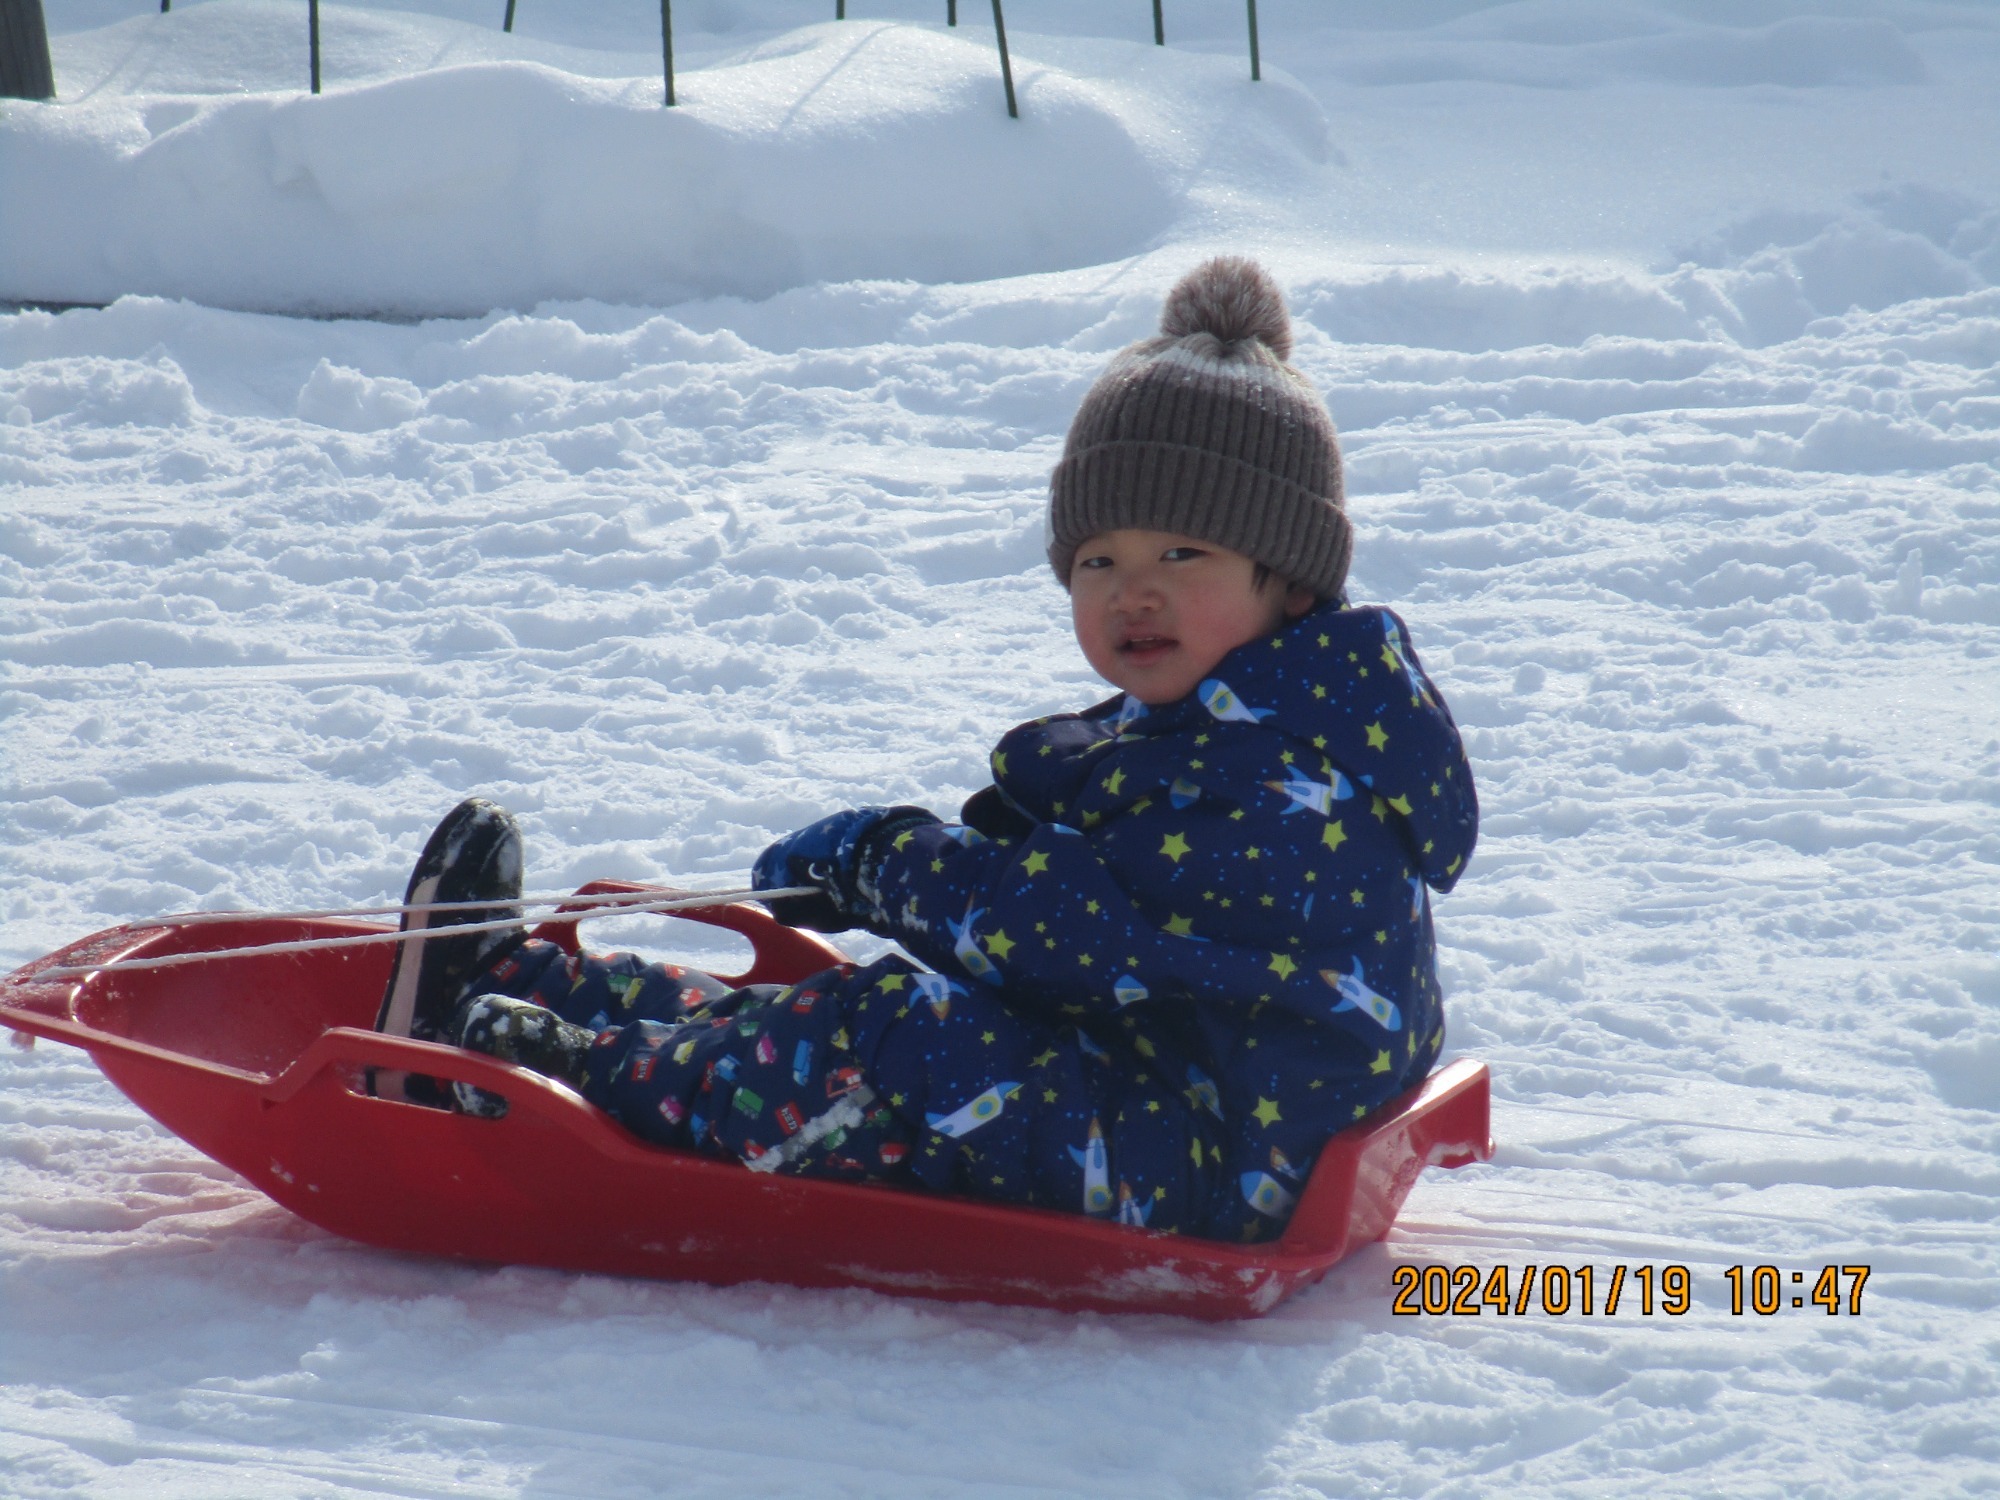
[373,257,1477,1243]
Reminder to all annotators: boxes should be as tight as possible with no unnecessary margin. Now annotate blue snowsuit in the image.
[479,602,1476,1242]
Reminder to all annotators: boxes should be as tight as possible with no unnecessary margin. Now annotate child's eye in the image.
[1077,554,1112,570]
[1162,546,1206,562]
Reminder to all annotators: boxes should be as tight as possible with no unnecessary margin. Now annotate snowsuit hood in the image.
[991,601,1476,895]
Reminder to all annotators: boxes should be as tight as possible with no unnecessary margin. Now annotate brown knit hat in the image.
[1047,256,1350,599]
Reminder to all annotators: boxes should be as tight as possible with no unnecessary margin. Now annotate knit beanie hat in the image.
[1047,256,1350,600]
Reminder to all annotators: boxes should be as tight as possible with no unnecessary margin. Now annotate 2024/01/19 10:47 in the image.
[1390,1264,1872,1316]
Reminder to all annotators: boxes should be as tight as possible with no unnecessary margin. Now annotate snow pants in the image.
[473,938,1260,1239]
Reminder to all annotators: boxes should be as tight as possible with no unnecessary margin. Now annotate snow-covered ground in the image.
[4,2,1999,1495]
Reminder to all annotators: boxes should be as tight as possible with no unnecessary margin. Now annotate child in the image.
[374,257,1477,1243]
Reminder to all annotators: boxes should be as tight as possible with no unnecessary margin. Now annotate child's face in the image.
[1069,529,1315,705]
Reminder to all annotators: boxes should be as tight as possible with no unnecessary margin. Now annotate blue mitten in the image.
[752,806,937,931]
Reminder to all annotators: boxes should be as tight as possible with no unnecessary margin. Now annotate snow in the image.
[3,1,1999,1495]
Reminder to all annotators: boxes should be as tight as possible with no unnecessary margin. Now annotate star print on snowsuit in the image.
[474,602,1476,1243]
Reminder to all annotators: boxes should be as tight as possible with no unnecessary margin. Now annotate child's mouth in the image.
[1118,636,1177,663]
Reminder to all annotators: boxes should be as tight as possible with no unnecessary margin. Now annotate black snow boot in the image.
[371,797,527,1104]
[449,993,596,1118]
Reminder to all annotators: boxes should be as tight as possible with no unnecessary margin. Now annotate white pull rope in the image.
[126,884,746,930]
[38,886,822,981]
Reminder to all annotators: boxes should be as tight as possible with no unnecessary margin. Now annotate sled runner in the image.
[0,883,1492,1319]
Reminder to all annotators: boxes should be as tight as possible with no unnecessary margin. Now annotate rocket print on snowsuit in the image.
[472,602,1476,1243]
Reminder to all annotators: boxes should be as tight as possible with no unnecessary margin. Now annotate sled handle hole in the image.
[337,1061,514,1117]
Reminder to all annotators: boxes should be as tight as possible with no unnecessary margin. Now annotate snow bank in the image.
[2,5,1333,315]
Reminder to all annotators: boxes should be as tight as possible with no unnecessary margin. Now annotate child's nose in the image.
[1109,569,1163,611]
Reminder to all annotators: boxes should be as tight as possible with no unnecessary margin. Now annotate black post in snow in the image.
[160,0,169,12]
[309,0,322,94]
[660,0,674,105]
[1246,0,1260,81]
[0,0,55,101]
[990,0,1016,117]
[503,0,516,34]
[1152,0,1164,46]
[947,0,956,24]
[835,1,844,17]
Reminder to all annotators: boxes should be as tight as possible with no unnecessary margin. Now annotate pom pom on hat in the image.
[1159,255,1293,361]
[1046,256,1351,601]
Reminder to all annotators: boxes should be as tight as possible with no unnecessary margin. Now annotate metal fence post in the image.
[1152,0,1164,46]
[990,0,1016,118]
[948,1,957,24]
[0,0,55,101]
[503,0,516,34]
[1247,0,1260,80]
[661,0,674,105]
[309,0,321,93]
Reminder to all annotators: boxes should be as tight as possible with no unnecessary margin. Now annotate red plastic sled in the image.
[0,883,1492,1319]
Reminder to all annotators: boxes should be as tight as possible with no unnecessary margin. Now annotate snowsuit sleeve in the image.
[866,810,1213,1016]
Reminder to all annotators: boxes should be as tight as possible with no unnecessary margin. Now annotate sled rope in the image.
[38,886,821,979]
[126,884,758,930]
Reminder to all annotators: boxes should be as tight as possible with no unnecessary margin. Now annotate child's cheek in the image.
[1070,591,1107,658]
